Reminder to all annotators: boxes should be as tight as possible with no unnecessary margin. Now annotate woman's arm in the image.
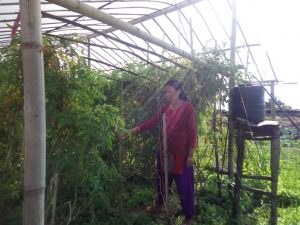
[130,106,166,133]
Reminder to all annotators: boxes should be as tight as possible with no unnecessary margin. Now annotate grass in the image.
[277,147,300,224]
[192,144,300,224]
[242,144,300,224]
[124,144,300,225]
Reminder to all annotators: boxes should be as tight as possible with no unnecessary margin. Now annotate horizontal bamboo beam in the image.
[42,12,188,70]
[46,0,203,64]
[207,167,272,181]
[242,174,272,181]
[44,33,166,72]
[90,0,203,37]
[82,56,153,81]
[243,185,272,197]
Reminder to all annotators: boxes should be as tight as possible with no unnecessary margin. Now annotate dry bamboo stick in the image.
[162,113,168,208]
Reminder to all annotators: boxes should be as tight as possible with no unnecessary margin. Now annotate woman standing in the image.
[130,79,197,225]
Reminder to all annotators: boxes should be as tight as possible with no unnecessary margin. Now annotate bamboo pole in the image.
[227,122,234,178]
[270,127,280,225]
[162,113,171,225]
[90,0,203,37]
[50,173,59,225]
[87,38,91,69]
[42,12,189,70]
[232,123,244,224]
[189,18,194,55]
[243,185,272,197]
[162,114,168,209]
[118,133,123,216]
[230,0,237,64]
[270,81,276,119]
[228,0,237,179]
[207,167,272,181]
[213,103,222,202]
[20,0,46,225]
[46,0,203,64]
[118,81,124,217]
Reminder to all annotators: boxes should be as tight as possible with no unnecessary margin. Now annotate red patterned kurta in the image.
[137,102,197,174]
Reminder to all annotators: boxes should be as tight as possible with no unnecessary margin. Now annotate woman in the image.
[130,78,197,225]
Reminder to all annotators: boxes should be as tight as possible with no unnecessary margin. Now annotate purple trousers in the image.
[155,150,195,219]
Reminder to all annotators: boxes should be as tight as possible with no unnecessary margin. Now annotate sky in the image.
[238,0,300,109]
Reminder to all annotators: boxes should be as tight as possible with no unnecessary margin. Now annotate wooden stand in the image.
[232,119,281,225]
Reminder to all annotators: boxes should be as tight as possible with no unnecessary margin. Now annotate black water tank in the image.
[230,85,265,122]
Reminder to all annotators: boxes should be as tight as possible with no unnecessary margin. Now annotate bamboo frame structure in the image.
[1,0,269,77]
[46,0,203,64]
[89,0,203,37]
[0,1,288,224]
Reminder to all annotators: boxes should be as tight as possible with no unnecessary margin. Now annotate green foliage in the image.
[0,36,23,224]
[0,36,125,225]
[126,185,154,209]
[243,141,271,177]
[278,148,300,200]
[42,38,125,224]
[1,35,300,225]
[278,207,300,225]
[198,201,229,224]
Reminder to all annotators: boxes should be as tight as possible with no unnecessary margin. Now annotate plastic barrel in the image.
[230,85,265,122]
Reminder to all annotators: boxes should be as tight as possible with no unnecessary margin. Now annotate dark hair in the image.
[164,78,188,101]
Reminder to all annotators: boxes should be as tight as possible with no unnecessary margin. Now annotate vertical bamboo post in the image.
[87,38,91,69]
[228,0,237,179]
[270,126,280,225]
[50,174,59,225]
[19,0,46,225]
[118,81,124,216]
[162,114,169,218]
[230,0,237,64]
[118,132,123,216]
[189,18,193,56]
[270,81,276,119]
[232,122,244,223]
[227,122,234,178]
[213,103,222,201]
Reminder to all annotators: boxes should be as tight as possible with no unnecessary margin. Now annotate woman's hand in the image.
[122,127,140,139]
[130,127,140,133]
[186,155,193,167]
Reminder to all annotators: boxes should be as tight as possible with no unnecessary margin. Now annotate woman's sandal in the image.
[181,214,196,225]
[181,219,193,225]
[143,205,164,214]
